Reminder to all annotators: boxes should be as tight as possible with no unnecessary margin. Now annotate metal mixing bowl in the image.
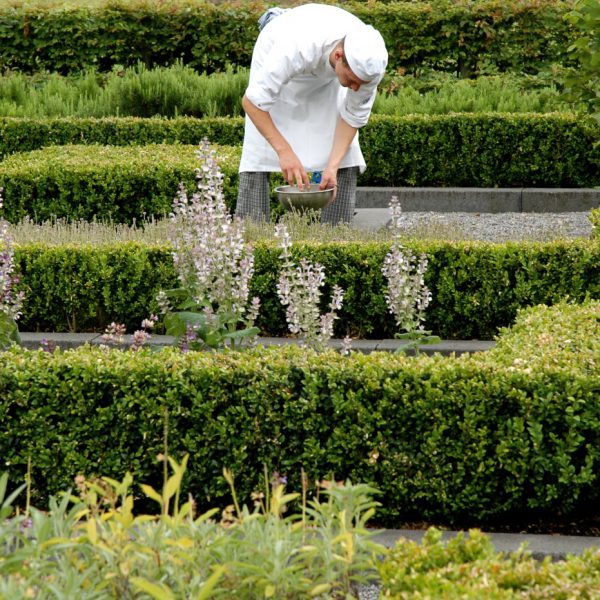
[275,184,334,211]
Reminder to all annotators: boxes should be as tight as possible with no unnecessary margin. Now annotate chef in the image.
[235,3,388,224]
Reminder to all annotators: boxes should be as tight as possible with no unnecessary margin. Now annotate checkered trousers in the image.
[235,167,359,225]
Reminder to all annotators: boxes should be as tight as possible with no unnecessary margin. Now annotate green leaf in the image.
[196,565,226,600]
[131,578,176,600]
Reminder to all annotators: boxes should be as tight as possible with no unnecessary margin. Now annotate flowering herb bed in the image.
[11,238,599,339]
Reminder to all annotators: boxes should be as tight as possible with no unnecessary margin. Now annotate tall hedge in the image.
[0,0,575,76]
[1,301,598,524]
[13,240,600,339]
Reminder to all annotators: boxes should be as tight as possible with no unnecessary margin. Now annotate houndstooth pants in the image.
[235,167,358,225]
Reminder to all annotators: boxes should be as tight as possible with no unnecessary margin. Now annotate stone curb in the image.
[356,187,600,212]
[19,332,494,355]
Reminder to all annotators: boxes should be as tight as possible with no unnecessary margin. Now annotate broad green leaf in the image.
[196,565,226,600]
[131,577,176,600]
[140,483,163,505]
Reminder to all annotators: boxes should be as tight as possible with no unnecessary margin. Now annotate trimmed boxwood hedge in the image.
[13,239,600,339]
[0,0,575,76]
[0,114,598,222]
[1,300,598,524]
[361,113,600,188]
[0,116,244,159]
[0,143,241,223]
[379,528,600,597]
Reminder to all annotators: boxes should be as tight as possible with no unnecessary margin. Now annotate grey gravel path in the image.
[353,210,595,242]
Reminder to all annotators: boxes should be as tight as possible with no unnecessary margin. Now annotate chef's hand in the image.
[279,148,310,190]
[319,167,338,201]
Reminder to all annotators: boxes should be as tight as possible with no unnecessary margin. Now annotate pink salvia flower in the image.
[275,223,345,351]
[0,189,24,325]
[382,196,431,333]
[169,139,260,349]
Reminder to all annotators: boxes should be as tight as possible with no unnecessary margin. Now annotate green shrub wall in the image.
[14,240,600,339]
[1,115,598,210]
[1,301,598,525]
[0,1,574,76]
[361,114,600,188]
[0,143,241,223]
[0,116,243,159]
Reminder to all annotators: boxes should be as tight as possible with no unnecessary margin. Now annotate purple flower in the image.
[275,223,345,351]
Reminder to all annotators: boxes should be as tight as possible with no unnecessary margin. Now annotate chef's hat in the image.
[344,25,388,83]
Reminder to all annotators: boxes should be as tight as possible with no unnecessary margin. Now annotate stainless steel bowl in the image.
[275,184,334,211]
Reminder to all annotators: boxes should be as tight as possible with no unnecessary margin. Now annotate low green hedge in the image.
[361,113,600,188]
[380,528,600,598]
[591,207,599,238]
[0,0,574,76]
[13,240,600,339]
[1,300,598,524]
[0,116,244,159]
[0,144,241,223]
[1,115,598,196]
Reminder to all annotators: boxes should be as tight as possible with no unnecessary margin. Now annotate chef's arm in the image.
[242,95,310,189]
[320,117,358,192]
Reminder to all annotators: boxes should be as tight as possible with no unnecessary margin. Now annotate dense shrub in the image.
[0,116,244,159]
[13,240,600,338]
[0,0,575,76]
[380,528,600,598]
[0,144,241,222]
[0,300,598,524]
[0,65,578,119]
[591,207,599,238]
[1,114,598,192]
[563,0,600,118]
[361,113,600,187]
[0,63,249,119]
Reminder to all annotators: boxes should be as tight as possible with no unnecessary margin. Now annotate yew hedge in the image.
[0,0,575,76]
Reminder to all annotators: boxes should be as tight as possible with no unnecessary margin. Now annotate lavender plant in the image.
[0,189,24,350]
[275,222,345,351]
[159,139,260,350]
[382,196,439,348]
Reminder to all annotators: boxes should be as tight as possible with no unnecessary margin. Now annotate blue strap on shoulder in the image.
[258,7,289,31]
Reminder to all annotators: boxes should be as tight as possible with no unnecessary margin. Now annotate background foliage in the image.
[0,0,576,76]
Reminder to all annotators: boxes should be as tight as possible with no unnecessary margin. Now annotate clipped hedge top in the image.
[487,300,600,373]
[4,299,598,376]
[0,143,241,173]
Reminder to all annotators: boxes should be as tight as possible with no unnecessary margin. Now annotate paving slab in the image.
[375,339,495,356]
[18,332,100,350]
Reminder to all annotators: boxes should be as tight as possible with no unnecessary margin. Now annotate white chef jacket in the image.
[239,3,382,173]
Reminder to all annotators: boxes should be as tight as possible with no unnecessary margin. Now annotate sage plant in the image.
[0,189,24,349]
[99,316,157,351]
[275,223,344,351]
[161,139,260,350]
[382,196,432,336]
